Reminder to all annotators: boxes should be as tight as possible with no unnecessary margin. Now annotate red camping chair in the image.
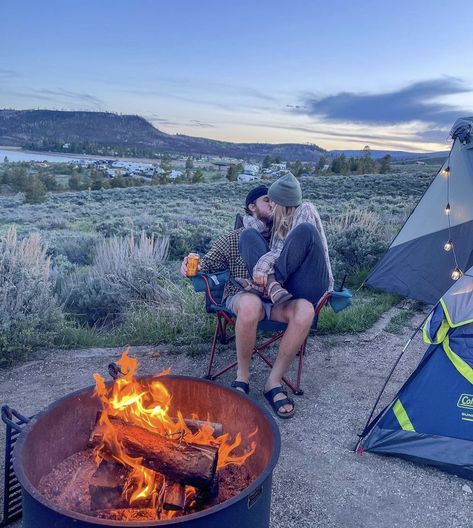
[192,269,332,395]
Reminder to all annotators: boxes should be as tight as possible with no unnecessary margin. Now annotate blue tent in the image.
[366,117,473,304]
[360,267,473,479]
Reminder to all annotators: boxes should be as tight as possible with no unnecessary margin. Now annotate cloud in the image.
[187,119,215,128]
[145,114,180,126]
[0,68,18,79]
[298,78,472,127]
[1,87,104,109]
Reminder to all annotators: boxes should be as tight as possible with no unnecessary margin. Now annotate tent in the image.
[359,266,473,479]
[366,117,473,304]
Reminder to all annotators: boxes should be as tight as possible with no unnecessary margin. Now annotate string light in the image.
[451,268,462,281]
[444,240,453,252]
[442,166,450,177]
[445,202,451,215]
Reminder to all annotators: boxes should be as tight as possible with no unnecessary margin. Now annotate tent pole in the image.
[354,314,429,452]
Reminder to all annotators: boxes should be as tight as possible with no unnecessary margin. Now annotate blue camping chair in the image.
[191,270,338,394]
[191,213,352,394]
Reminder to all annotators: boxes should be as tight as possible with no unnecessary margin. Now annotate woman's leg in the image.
[239,228,270,275]
[274,223,330,304]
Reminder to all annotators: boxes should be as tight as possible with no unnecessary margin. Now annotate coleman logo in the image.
[457,394,473,409]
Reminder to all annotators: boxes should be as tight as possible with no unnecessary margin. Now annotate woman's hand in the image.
[253,272,268,288]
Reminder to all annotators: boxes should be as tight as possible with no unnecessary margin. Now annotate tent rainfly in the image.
[359,265,473,479]
[366,117,473,304]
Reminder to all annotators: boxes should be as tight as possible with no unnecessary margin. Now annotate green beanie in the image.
[268,172,302,207]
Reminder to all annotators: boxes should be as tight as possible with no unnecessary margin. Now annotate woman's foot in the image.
[234,278,265,297]
[263,384,295,418]
[266,281,293,306]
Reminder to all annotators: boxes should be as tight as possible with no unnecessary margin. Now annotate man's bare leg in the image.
[266,298,315,412]
[232,293,265,390]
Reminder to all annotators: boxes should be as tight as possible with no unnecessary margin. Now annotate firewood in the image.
[89,414,223,447]
[163,481,186,511]
[100,417,218,488]
[195,475,219,507]
[89,459,129,511]
[184,418,223,437]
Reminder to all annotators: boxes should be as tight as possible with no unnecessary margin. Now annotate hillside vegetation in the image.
[0,164,437,363]
[0,109,325,161]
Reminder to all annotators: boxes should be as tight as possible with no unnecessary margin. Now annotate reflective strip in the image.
[422,313,433,344]
[393,399,415,432]
[422,313,449,345]
[442,337,473,385]
[440,298,473,329]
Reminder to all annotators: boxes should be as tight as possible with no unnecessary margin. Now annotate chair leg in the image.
[293,339,306,395]
[205,315,223,379]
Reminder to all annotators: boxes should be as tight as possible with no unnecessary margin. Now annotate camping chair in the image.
[191,214,352,394]
[192,270,334,394]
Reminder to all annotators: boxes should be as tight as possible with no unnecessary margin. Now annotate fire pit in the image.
[13,357,280,528]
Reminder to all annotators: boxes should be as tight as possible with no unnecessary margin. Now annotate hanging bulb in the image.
[442,166,450,176]
[445,203,451,215]
[444,240,453,251]
[451,268,462,281]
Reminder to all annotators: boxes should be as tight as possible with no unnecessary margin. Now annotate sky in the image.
[1,0,473,152]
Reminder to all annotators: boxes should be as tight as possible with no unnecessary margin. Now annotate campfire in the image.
[37,351,258,521]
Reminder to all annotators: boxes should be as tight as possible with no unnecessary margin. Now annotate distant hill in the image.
[0,109,326,161]
[329,149,449,161]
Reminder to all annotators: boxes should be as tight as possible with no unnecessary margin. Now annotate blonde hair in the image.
[271,204,297,242]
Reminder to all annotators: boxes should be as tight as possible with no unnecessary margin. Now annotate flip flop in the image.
[231,380,250,394]
[263,386,295,419]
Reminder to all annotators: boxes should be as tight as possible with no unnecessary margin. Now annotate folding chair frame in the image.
[199,273,332,395]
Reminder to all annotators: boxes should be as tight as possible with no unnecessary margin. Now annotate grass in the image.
[316,289,401,334]
[385,308,417,334]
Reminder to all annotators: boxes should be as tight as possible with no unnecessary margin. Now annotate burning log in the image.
[163,481,186,511]
[89,460,129,511]
[184,418,223,437]
[88,414,223,447]
[195,475,219,507]
[100,417,218,488]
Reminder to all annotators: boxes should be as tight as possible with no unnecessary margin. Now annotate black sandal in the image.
[263,386,295,419]
[231,380,250,394]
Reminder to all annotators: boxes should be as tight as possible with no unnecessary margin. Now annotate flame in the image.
[93,349,256,519]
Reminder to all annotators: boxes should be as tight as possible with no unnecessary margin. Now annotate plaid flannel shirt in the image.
[253,201,334,291]
[199,228,249,300]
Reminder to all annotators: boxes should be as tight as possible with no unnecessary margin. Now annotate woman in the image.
[239,172,334,306]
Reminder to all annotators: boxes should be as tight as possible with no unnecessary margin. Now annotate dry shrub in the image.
[326,209,388,281]
[0,227,63,362]
[61,231,171,325]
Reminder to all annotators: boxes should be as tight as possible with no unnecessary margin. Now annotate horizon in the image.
[2,1,472,152]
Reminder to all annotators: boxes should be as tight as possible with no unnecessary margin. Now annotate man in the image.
[180,185,316,419]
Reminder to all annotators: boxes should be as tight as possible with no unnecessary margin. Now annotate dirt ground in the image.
[1,306,473,528]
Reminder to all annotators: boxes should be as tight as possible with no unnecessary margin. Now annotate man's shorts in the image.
[225,292,273,320]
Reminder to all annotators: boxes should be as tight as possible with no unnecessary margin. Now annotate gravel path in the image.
[1,307,472,527]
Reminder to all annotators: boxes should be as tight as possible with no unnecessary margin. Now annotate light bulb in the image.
[445,203,451,215]
[442,166,450,176]
[444,240,453,251]
[451,268,462,281]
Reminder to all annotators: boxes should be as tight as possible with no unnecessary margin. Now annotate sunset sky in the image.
[2,0,472,151]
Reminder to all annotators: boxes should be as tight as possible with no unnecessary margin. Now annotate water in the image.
[0,148,93,164]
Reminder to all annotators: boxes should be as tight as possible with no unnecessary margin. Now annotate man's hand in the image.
[253,271,268,288]
[180,256,188,277]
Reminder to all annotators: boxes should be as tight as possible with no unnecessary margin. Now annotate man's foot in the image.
[231,379,250,394]
[267,281,293,306]
[263,385,295,419]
